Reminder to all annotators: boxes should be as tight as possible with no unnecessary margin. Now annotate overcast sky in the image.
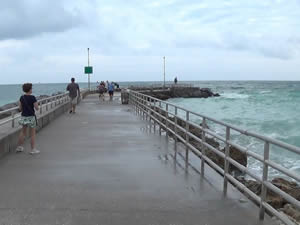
[0,0,300,84]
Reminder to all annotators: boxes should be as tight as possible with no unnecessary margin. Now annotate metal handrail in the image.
[129,90,300,225]
[0,88,92,129]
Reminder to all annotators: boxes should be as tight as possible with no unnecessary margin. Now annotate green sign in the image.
[85,66,93,74]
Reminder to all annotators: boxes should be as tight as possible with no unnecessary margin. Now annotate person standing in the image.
[98,83,105,101]
[174,77,178,85]
[16,83,40,154]
[66,78,80,113]
[108,82,114,101]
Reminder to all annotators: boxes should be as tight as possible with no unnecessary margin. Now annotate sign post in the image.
[84,48,93,91]
[163,56,166,88]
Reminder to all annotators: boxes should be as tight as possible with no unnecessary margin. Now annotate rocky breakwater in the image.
[238,177,300,224]
[140,86,220,100]
[149,105,300,224]
[0,92,64,120]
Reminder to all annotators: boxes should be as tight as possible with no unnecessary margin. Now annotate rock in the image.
[0,102,19,120]
[266,190,285,209]
[226,146,247,172]
[281,204,300,222]
[243,179,261,195]
[139,87,220,100]
[0,102,18,110]
[272,178,300,199]
[239,177,300,223]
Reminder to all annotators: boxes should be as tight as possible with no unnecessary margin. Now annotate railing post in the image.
[40,102,42,114]
[260,141,270,220]
[159,101,162,135]
[223,126,230,195]
[46,99,48,111]
[142,95,145,118]
[201,118,206,176]
[165,103,169,138]
[133,94,136,114]
[140,95,143,118]
[135,94,138,115]
[145,96,148,121]
[185,111,190,164]
[135,94,140,115]
[174,107,178,157]
[153,100,156,133]
[11,111,15,128]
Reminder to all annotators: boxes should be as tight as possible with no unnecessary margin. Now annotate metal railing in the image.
[0,88,92,129]
[129,90,300,225]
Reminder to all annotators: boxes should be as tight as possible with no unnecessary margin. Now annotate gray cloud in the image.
[1,0,300,84]
[0,0,82,40]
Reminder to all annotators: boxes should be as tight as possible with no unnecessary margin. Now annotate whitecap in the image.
[221,93,249,99]
[259,90,272,94]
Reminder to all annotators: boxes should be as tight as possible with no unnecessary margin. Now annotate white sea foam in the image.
[222,93,249,99]
[259,90,272,94]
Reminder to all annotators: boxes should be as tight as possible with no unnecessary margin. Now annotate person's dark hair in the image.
[22,83,32,93]
[71,78,75,82]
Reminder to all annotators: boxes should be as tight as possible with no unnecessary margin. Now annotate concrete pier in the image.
[0,94,273,225]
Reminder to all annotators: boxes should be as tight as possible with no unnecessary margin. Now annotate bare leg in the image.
[30,127,36,150]
[69,102,73,113]
[18,126,27,146]
[72,104,76,113]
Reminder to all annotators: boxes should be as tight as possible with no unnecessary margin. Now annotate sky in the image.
[0,0,300,84]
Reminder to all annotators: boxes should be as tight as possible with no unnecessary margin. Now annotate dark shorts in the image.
[109,91,114,96]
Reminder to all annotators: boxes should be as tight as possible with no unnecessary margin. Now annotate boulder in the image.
[281,204,300,222]
[140,87,220,100]
[272,178,300,202]
[0,102,19,120]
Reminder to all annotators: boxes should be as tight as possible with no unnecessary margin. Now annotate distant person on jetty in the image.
[16,83,40,154]
[108,82,114,101]
[174,77,178,85]
[66,78,80,114]
[98,82,105,101]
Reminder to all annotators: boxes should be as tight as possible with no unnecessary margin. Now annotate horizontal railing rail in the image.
[0,88,93,129]
[129,89,300,225]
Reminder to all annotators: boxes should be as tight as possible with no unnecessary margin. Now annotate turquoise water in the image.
[168,81,300,177]
[0,83,91,106]
[1,81,299,177]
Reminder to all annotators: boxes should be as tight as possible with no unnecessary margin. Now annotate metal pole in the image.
[260,141,270,220]
[159,101,162,135]
[223,126,230,195]
[88,48,90,91]
[163,56,166,88]
[174,107,178,159]
[186,111,190,165]
[11,111,15,128]
[201,118,206,176]
[165,103,168,139]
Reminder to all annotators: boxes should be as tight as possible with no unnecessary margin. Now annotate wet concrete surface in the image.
[0,94,274,225]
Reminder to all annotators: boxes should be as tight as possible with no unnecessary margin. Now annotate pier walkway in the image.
[0,94,273,225]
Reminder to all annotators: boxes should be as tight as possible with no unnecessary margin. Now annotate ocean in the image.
[1,81,299,177]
